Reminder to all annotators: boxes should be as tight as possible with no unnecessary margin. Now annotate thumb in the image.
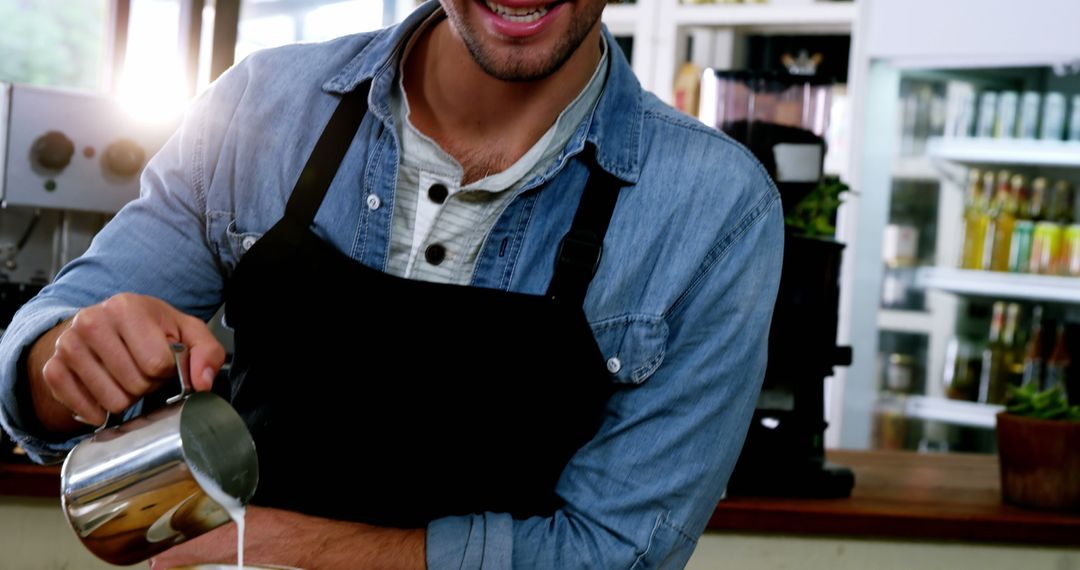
[177,315,226,392]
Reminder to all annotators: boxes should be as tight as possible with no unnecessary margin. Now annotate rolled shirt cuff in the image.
[427,512,513,570]
[0,303,83,464]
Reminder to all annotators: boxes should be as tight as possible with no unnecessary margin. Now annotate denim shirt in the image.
[0,2,783,568]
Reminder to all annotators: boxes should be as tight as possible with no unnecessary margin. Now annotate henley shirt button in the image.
[241,236,257,251]
[425,244,447,266]
[428,183,449,205]
[366,194,381,210]
[606,357,622,374]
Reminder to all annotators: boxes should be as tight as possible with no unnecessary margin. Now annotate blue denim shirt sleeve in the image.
[427,189,784,569]
[0,72,235,465]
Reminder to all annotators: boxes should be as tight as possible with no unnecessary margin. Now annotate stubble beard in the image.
[449,4,603,82]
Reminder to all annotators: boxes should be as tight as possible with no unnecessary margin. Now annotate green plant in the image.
[1005,384,1080,421]
[785,176,851,238]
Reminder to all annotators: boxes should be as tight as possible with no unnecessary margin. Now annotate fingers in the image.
[55,327,135,414]
[68,352,135,415]
[44,293,224,422]
[80,318,154,397]
[177,314,225,392]
[41,357,106,426]
[105,294,177,380]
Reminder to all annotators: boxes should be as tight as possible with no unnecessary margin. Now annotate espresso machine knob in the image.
[31,131,75,171]
[103,138,147,177]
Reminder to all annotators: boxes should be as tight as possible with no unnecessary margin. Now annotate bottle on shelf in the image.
[1041,92,1067,141]
[1008,220,1035,273]
[1018,92,1042,140]
[979,301,1008,403]
[1031,221,1064,275]
[1045,324,1070,398]
[881,224,921,310]
[996,91,1019,139]
[1008,175,1040,273]
[943,301,988,403]
[673,59,703,118]
[1022,306,1045,389]
[948,89,977,138]
[884,353,916,393]
[672,30,714,119]
[984,169,1013,272]
[976,92,998,138]
[978,170,998,269]
[989,172,1020,272]
[943,335,982,402]
[1013,174,1031,220]
[1002,303,1026,390]
[872,396,909,450]
[960,168,990,270]
[1050,180,1075,225]
[1069,94,1080,142]
[1062,224,1080,277]
[1028,176,1049,222]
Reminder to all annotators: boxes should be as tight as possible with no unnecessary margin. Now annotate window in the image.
[236,0,392,63]
[0,0,110,91]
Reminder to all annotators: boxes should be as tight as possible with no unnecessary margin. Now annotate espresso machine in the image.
[0,84,175,460]
[701,70,854,498]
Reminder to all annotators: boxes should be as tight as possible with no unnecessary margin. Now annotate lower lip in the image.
[477,0,568,39]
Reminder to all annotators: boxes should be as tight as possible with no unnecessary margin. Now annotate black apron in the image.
[223,82,624,528]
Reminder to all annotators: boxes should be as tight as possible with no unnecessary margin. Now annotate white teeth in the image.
[485,1,549,23]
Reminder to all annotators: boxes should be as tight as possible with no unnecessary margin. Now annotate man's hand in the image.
[27,293,225,433]
[148,506,426,570]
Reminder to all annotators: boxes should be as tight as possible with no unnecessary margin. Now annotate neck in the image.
[403,18,602,159]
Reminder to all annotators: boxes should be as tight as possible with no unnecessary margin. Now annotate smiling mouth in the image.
[483,1,561,23]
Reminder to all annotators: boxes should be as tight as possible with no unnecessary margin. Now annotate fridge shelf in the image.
[916,267,1080,304]
[927,137,1080,168]
[899,395,1003,429]
[892,157,940,181]
[878,309,935,334]
[673,1,857,28]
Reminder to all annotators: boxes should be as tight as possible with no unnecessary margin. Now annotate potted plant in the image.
[996,384,1080,511]
[784,175,850,238]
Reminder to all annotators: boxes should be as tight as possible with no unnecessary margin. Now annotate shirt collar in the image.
[320,0,643,185]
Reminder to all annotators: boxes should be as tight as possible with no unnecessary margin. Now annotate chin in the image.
[442,0,603,81]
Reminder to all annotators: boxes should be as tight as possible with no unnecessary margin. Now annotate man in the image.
[0,0,783,567]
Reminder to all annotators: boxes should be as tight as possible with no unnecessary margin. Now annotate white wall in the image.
[688,533,1080,570]
[0,497,114,570]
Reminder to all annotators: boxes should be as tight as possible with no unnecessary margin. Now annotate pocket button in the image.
[367,194,381,210]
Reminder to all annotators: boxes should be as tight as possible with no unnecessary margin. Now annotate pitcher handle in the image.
[165,342,193,405]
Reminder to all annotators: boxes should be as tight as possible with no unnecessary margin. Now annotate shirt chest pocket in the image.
[207,211,265,273]
[591,315,669,385]
[225,219,264,270]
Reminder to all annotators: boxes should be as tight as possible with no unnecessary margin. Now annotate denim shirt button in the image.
[241,236,258,251]
[606,357,622,374]
[366,194,381,210]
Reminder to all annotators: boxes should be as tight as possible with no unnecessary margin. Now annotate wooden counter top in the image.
[4,450,1079,546]
[0,461,60,498]
[708,450,1080,546]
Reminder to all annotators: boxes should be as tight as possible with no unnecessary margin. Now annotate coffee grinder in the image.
[701,70,854,498]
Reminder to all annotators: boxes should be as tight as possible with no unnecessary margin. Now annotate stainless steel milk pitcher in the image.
[61,343,258,566]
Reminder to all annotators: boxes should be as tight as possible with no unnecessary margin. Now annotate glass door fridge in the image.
[837,0,1080,452]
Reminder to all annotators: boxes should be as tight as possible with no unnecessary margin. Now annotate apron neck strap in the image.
[283,80,623,307]
[285,81,373,226]
[545,145,625,305]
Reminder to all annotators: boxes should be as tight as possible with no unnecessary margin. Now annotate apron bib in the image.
[223,83,624,527]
